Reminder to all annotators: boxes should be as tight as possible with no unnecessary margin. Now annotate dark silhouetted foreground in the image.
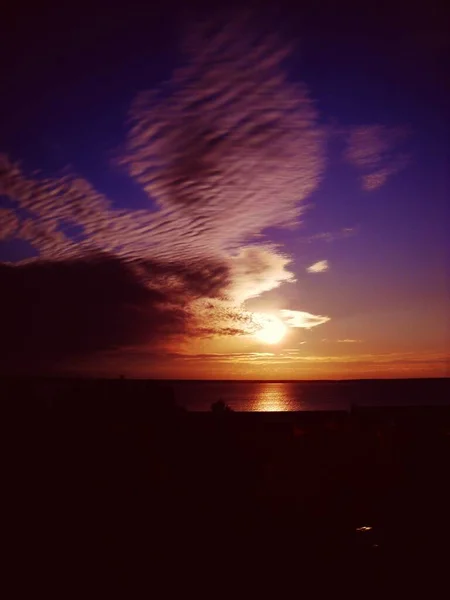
[5,377,450,595]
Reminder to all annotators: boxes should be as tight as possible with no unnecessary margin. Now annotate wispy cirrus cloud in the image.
[280,310,330,329]
[306,259,329,273]
[344,125,410,191]
[304,227,357,243]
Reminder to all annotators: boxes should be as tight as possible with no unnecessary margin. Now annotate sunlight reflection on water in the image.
[251,382,303,411]
[173,380,450,412]
[173,380,353,411]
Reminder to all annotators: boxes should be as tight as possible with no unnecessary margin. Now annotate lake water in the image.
[170,379,450,412]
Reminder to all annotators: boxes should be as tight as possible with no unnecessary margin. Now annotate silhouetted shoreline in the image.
[2,376,449,412]
[6,376,450,593]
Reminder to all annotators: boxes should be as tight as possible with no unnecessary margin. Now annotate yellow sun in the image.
[254,315,287,344]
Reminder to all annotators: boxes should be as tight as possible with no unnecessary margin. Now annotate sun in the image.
[254,315,287,344]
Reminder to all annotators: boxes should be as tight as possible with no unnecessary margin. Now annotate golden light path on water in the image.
[251,382,304,411]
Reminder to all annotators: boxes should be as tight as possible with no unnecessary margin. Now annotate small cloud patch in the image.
[280,309,330,329]
[307,259,329,273]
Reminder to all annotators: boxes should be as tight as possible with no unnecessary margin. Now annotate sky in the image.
[0,1,449,379]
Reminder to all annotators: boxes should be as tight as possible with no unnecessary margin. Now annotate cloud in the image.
[227,246,295,303]
[161,350,450,372]
[0,20,327,372]
[304,227,357,243]
[1,22,324,264]
[0,155,111,259]
[306,259,329,273]
[344,125,410,191]
[321,338,361,343]
[0,256,183,372]
[0,208,19,240]
[0,253,253,373]
[66,346,450,379]
[118,20,325,257]
[345,125,396,169]
[360,158,409,191]
[360,169,391,191]
[280,309,330,329]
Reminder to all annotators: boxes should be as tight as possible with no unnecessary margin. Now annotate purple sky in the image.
[0,2,449,378]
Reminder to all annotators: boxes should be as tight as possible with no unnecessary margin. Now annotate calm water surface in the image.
[171,379,450,412]
[173,381,332,411]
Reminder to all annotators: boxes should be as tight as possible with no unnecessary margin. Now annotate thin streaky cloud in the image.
[302,227,357,243]
[344,125,410,191]
[167,350,450,365]
[280,309,330,329]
